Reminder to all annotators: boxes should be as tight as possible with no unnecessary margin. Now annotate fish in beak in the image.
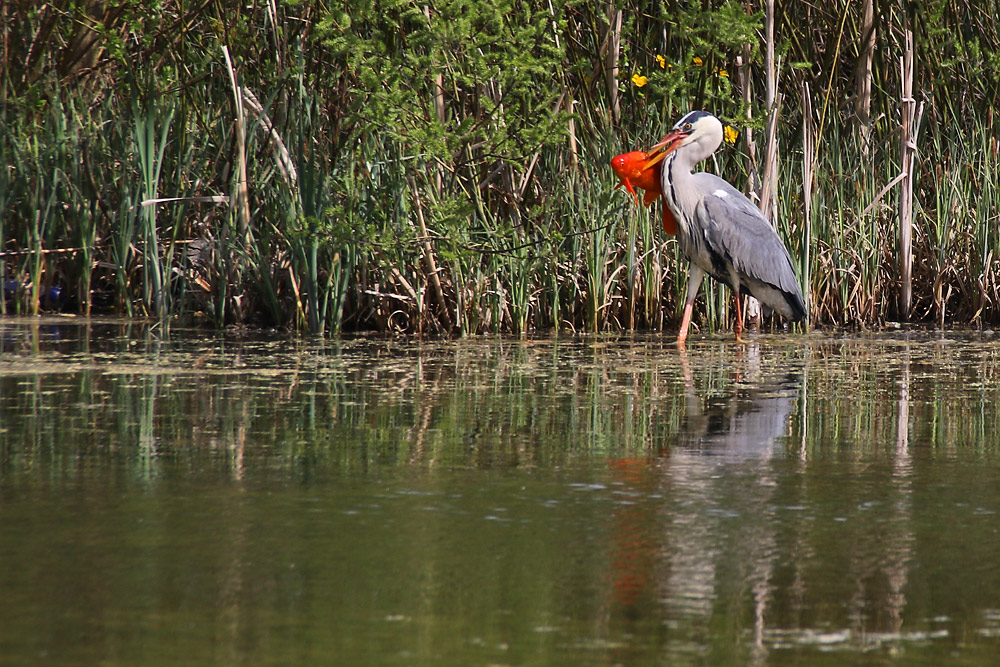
[610,140,681,235]
[640,128,689,172]
[611,151,662,207]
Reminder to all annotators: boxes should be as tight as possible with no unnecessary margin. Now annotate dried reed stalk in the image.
[898,27,924,320]
[221,44,251,238]
[801,80,814,323]
[604,3,621,124]
[855,0,876,158]
[409,178,454,332]
[758,0,778,221]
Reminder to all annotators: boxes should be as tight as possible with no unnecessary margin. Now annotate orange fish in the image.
[610,150,677,234]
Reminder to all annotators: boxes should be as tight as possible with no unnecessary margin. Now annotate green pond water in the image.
[2,318,1000,665]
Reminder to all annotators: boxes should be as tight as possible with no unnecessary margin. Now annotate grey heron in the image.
[638,110,806,343]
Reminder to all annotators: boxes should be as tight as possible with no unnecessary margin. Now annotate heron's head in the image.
[642,111,724,171]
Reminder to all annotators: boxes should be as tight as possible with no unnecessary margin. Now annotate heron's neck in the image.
[665,149,697,187]
[662,151,697,235]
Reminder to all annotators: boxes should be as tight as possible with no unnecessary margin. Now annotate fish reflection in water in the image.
[609,344,915,661]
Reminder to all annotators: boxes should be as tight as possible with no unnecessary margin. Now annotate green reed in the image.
[133,95,175,318]
[3,2,1000,335]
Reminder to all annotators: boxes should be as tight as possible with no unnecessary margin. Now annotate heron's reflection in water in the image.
[608,342,915,663]
[674,346,801,460]
[608,343,801,660]
[659,345,800,660]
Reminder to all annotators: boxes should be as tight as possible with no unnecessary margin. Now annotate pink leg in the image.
[733,291,744,342]
[677,265,705,346]
[677,299,695,344]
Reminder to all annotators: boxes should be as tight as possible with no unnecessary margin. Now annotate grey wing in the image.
[693,175,806,317]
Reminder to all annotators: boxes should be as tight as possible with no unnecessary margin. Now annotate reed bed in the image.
[2,1,999,334]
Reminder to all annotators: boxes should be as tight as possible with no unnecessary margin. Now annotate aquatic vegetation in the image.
[2,2,999,334]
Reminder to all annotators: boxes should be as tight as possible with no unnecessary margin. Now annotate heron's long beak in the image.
[641,129,689,172]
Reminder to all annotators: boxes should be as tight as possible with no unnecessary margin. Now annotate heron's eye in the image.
[683,123,692,130]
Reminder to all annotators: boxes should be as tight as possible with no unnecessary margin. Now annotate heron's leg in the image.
[677,264,705,344]
[678,302,694,345]
[728,272,745,342]
[733,290,745,342]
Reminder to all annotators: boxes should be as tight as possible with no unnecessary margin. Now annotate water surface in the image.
[2,318,1000,665]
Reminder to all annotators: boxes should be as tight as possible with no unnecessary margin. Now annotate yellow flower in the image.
[632,73,647,87]
[655,55,666,69]
[716,68,729,77]
[724,125,739,144]
[692,57,703,66]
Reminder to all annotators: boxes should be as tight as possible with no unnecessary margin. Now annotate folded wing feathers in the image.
[697,177,804,311]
